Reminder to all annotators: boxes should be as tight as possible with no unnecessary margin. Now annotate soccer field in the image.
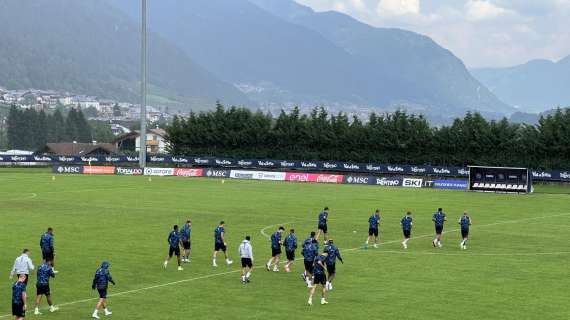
[1,170,569,320]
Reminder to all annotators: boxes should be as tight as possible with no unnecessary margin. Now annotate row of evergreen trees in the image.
[167,104,570,170]
[7,106,92,150]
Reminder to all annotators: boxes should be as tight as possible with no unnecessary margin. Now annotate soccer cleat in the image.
[104,309,112,316]
[402,241,407,249]
[437,242,442,248]
[321,298,328,305]
[373,244,378,248]
[242,276,246,284]
[178,266,184,271]
[52,270,59,274]
[34,308,42,315]
[432,240,437,247]
[308,299,313,306]
[92,312,100,319]
[49,305,59,312]
[266,263,271,271]
[226,260,233,265]
[301,273,307,281]
[272,266,279,272]
[329,283,333,291]
[163,261,168,269]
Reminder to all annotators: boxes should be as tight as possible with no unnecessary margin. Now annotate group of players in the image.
[9,207,473,318]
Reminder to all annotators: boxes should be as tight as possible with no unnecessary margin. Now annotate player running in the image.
[238,236,254,284]
[301,232,319,288]
[459,211,472,249]
[266,227,285,272]
[12,274,27,320]
[315,207,330,241]
[283,229,297,272]
[181,220,192,263]
[212,221,233,267]
[308,251,329,306]
[40,228,57,273]
[364,209,381,249]
[34,261,58,315]
[324,240,343,291]
[163,225,183,271]
[432,208,447,248]
[91,261,115,319]
[401,211,413,249]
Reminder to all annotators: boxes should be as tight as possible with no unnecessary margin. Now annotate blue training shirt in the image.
[271,232,282,249]
[92,262,114,290]
[318,211,328,226]
[301,238,318,261]
[283,234,297,251]
[214,226,225,244]
[40,233,54,252]
[401,216,413,231]
[37,263,55,285]
[325,244,343,265]
[168,230,181,248]
[460,216,471,229]
[181,224,191,242]
[433,212,446,227]
[369,214,380,229]
[313,255,327,275]
[12,281,26,304]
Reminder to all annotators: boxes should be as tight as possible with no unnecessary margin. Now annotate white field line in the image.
[1,212,569,318]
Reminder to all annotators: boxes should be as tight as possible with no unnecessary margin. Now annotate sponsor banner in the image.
[214,158,235,167]
[422,180,435,188]
[115,167,144,176]
[84,166,116,175]
[52,165,83,174]
[143,167,175,176]
[192,157,213,166]
[433,180,469,190]
[173,168,204,177]
[344,175,374,185]
[403,178,423,188]
[171,156,191,164]
[285,172,344,184]
[374,177,403,187]
[204,168,230,178]
[229,170,286,181]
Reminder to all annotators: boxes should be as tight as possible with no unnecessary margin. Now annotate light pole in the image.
[139,0,148,168]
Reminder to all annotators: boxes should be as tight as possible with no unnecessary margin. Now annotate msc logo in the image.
[55,166,81,174]
[206,170,228,177]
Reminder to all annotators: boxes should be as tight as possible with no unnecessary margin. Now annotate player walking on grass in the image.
[181,220,192,263]
[308,251,329,306]
[266,227,285,272]
[364,209,381,249]
[432,208,447,248]
[12,274,27,320]
[91,261,115,319]
[34,261,58,315]
[212,221,233,267]
[301,232,319,288]
[401,211,413,249]
[40,228,58,273]
[239,236,254,284]
[10,249,34,284]
[163,225,183,271]
[283,229,297,272]
[459,212,472,250]
[316,207,329,241]
[324,240,343,291]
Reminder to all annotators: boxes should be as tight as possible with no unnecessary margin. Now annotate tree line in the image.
[167,104,570,170]
[7,105,95,150]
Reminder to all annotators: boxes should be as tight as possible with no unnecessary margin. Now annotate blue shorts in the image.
[318,224,328,233]
[97,288,107,299]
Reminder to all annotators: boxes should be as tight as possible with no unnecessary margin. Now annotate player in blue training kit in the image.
[316,207,330,241]
[212,221,233,267]
[459,211,472,250]
[12,274,27,320]
[181,220,192,263]
[308,251,329,306]
[401,211,413,249]
[34,261,58,315]
[324,240,343,291]
[432,208,447,248]
[163,225,183,271]
[283,229,297,272]
[365,209,381,249]
[301,232,319,288]
[91,261,115,319]
[266,226,285,272]
[40,227,58,273]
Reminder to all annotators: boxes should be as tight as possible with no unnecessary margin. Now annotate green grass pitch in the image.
[1,169,569,319]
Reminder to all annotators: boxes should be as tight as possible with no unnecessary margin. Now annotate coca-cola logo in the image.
[343,163,359,170]
[387,166,404,172]
[316,174,341,183]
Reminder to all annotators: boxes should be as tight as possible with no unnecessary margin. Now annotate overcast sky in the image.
[294,0,570,68]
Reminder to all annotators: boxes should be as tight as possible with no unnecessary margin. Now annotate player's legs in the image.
[266,256,274,270]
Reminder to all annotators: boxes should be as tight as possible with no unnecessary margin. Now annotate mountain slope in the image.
[110,0,512,117]
[472,57,570,112]
[247,0,513,116]
[0,0,250,109]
